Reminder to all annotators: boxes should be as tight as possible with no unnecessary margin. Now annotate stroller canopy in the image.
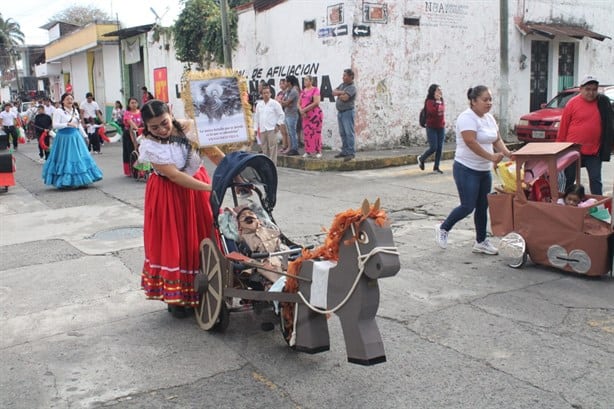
[210,151,278,217]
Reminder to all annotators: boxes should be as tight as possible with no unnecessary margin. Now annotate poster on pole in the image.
[183,69,253,148]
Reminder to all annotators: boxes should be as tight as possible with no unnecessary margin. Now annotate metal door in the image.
[530,40,549,112]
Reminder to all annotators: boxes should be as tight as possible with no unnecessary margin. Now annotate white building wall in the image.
[101,44,123,114]
[234,0,612,148]
[63,54,88,100]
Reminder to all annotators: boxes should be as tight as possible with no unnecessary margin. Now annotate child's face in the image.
[565,193,581,206]
[238,210,260,232]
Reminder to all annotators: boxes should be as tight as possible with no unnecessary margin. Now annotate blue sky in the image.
[2,0,183,44]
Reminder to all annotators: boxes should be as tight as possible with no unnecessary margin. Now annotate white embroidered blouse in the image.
[53,107,81,129]
[138,120,203,176]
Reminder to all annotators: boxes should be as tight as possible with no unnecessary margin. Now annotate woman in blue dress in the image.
[42,93,103,188]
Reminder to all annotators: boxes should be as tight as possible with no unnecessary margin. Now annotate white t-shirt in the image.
[0,110,17,126]
[454,108,499,171]
[80,100,101,120]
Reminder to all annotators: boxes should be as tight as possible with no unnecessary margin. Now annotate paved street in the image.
[1,141,613,409]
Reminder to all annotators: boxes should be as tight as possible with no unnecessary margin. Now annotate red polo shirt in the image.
[556,94,602,156]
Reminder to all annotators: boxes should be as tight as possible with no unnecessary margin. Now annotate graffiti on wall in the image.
[423,2,469,29]
[237,63,339,103]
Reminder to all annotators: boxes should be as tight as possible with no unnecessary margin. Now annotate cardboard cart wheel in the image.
[195,238,229,331]
[499,232,528,268]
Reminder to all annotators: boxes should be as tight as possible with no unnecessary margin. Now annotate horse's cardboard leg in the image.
[337,279,386,365]
[294,261,330,354]
[294,304,330,354]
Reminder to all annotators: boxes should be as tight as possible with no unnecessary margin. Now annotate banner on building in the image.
[123,39,140,65]
[153,67,169,102]
[183,70,253,148]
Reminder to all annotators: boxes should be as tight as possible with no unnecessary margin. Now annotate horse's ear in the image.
[373,198,380,211]
[361,199,370,216]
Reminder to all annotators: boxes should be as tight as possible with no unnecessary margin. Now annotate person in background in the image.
[43,97,56,117]
[299,75,323,158]
[254,85,285,165]
[112,100,124,127]
[556,75,613,196]
[281,75,300,156]
[137,99,225,318]
[80,92,105,154]
[275,78,290,153]
[332,68,357,161]
[435,85,512,255]
[33,105,52,163]
[42,93,103,189]
[418,84,446,174]
[0,103,19,150]
[122,97,143,176]
[141,87,155,106]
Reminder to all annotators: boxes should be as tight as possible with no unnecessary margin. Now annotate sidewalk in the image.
[275,141,524,171]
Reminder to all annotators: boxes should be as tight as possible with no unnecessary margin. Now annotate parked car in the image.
[514,85,614,143]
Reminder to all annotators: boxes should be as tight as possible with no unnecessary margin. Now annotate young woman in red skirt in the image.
[138,100,225,318]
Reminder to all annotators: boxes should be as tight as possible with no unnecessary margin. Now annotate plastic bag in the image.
[495,161,523,193]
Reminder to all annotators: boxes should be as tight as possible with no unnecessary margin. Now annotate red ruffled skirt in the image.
[141,166,214,306]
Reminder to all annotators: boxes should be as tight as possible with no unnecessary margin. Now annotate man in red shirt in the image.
[557,75,614,195]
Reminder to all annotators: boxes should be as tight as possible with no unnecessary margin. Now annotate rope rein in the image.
[296,223,399,315]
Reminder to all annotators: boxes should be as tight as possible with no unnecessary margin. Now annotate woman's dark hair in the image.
[286,75,301,91]
[141,99,184,137]
[467,85,489,101]
[564,184,586,200]
[126,97,139,110]
[60,93,72,107]
[426,84,442,102]
[115,100,123,109]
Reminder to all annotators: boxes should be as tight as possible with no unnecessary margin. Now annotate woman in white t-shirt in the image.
[435,85,512,255]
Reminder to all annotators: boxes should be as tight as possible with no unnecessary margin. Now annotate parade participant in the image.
[254,85,285,165]
[33,105,52,163]
[0,103,19,150]
[557,75,613,195]
[42,93,103,189]
[418,84,446,173]
[435,85,512,254]
[122,98,142,176]
[332,69,357,161]
[299,75,323,158]
[80,92,105,154]
[138,99,225,318]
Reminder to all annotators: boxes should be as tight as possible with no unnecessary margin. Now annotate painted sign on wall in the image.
[153,67,169,103]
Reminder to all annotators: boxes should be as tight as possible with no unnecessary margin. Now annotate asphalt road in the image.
[1,141,613,409]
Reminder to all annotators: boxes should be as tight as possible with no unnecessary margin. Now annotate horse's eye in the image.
[357,231,369,244]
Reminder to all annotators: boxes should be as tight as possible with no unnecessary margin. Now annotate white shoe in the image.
[472,239,498,255]
[435,223,448,249]
[37,158,45,164]
[315,153,322,159]
[302,153,309,158]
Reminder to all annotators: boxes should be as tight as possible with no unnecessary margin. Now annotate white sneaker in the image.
[435,224,448,249]
[37,158,45,164]
[315,153,322,159]
[472,239,498,255]
[302,153,309,158]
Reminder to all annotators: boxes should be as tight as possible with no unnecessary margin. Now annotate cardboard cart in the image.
[489,142,613,276]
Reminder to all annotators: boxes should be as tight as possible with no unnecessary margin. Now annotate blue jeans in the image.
[441,161,492,243]
[285,114,298,151]
[563,154,602,195]
[337,109,355,155]
[420,127,445,169]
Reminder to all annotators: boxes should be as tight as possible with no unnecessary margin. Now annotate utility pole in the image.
[220,0,232,68]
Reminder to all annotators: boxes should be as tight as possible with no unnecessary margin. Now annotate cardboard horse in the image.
[281,199,401,365]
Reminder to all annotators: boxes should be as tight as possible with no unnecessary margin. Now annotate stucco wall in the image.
[234,0,612,149]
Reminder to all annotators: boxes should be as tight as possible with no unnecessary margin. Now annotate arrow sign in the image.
[332,25,348,36]
[353,25,371,37]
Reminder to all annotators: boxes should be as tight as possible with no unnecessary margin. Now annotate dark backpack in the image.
[419,104,427,128]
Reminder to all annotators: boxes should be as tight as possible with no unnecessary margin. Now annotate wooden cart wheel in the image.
[195,238,226,330]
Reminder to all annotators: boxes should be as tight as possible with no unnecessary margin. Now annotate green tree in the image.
[50,5,112,26]
[0,14,25,90]
[173,0,238,68]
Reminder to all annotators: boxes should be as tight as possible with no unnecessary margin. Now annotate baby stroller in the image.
[128,128,152,181]
[194,151,401,365]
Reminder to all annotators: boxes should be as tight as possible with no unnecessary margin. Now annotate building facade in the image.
[233,0,612,150]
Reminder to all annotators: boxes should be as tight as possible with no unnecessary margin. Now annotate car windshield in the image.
[545,91,578,109]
